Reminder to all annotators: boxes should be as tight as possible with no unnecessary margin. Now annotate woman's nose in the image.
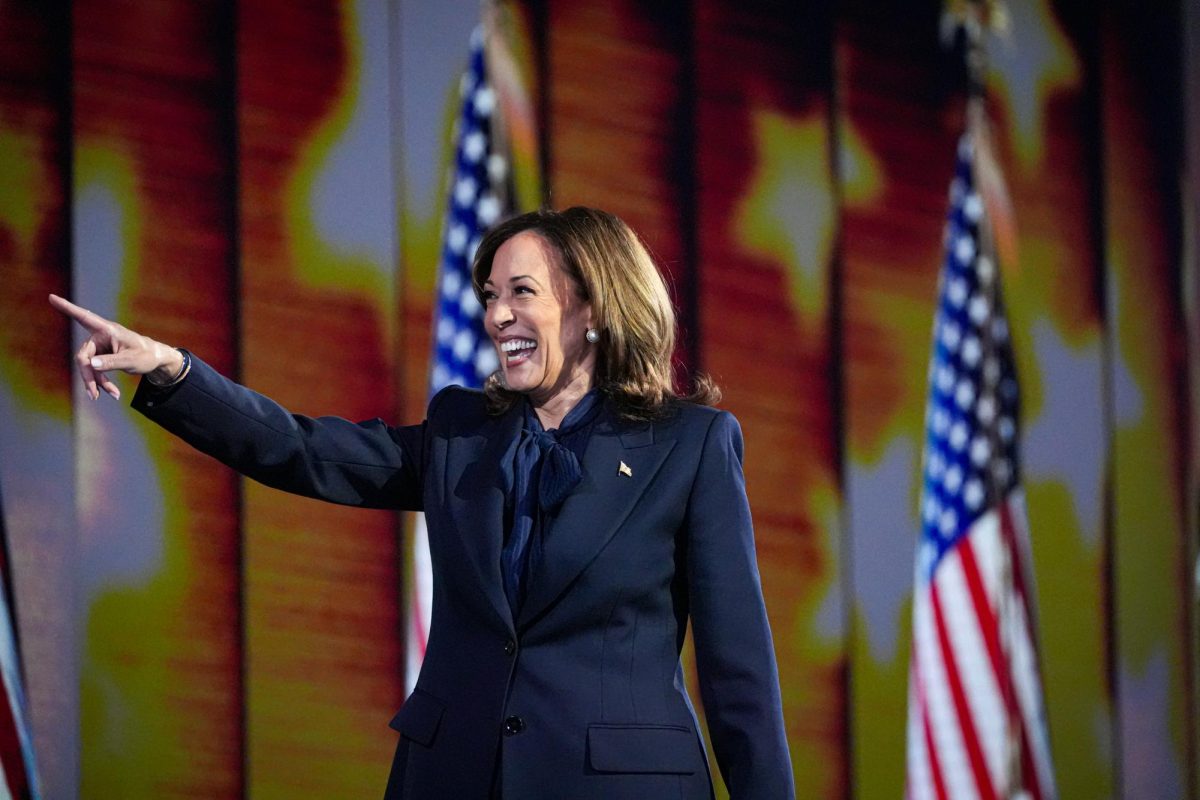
[488,299,514,329]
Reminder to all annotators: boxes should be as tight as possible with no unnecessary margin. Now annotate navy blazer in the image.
[133,356,794,800]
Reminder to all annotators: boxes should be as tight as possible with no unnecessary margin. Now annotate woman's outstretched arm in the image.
[49,294,430,510]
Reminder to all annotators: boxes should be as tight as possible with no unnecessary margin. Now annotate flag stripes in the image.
[914,590,978,800]
[930,580,999,800]
[909,655,949,800]
[0,479,37,800]
[956,515,1043,800]
[911,497,1056,800]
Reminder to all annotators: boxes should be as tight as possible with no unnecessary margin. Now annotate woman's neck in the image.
[531,371,595,430]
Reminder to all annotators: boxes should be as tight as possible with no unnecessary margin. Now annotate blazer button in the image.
[503,715,525,736]
[504,639,516,656]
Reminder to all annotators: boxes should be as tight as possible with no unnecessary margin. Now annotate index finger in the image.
[49,293,111,332]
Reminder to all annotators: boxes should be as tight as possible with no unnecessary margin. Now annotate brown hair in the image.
[471,207,720,420]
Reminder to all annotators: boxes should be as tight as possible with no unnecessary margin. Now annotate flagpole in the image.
[481,0,515,217]
[955,3,1029,798]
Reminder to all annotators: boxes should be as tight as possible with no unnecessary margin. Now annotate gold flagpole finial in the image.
[940,0,1010,110]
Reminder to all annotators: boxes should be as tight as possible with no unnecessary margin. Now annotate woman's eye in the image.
[481,291,497,303]
[514,285,534,295]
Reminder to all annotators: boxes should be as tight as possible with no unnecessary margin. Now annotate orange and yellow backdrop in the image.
[0,0,1196,798]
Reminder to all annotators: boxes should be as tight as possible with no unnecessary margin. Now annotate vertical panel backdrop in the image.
[0,0,1195,798]
[72,2,242,798]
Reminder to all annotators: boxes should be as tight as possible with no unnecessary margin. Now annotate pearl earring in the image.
[585,328,600,344]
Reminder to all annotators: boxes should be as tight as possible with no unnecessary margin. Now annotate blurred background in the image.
[0,0,1197,797]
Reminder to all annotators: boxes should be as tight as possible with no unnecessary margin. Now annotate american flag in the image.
[0,480,41,799]
[406,25,508,693]
[905,133,1056,800]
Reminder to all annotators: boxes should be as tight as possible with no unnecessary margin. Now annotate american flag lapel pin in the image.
[618,461,633,478]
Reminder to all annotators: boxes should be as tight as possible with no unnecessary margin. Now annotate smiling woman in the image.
[480,229,597,427]
[49,205,794,800]
[473,207,718,425]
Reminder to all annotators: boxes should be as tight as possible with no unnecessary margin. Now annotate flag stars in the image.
[977,394,996,424]
[463,130,486,163]
[453,330,475,361]
[473,86,496,117]
[991,459,1011,484]
[968,294,989,325]
[955,235,976,265]
[961,335,981,367]
[999,416,1015,442]
[936,364,955,395]
[954,379,975,410]
[475,344,498,375]
[939,508,958,537]
[947,277,968,308]
[923,496,941,525]
[454,176,478,208]
[459,285,482,318]
[477,193,501,226]
[977,255,995,284]
[963,192,983,222]
[488,153,508,183]
[982,357,1001,386]
[957,136,973,162]
[437,317,455,345]
[428,30,509,399]
[949,421,968,451]
[927,450,946,480]
[932,408,951,437]
[944,464,963,494]
[941,319,962,351]
[963,478,984,510]
[442,269,462,299]
[448,224,468,255]
[970,436,991,467]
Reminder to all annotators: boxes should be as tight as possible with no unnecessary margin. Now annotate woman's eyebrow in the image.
[483,274,543,287]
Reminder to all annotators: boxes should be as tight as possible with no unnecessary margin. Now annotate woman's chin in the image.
[500,364,539,394]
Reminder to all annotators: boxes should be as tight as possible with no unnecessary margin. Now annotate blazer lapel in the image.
[516,414,676,630]
[448,403,522,633]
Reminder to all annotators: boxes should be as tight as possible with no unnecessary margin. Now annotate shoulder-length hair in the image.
[471,206,720,420]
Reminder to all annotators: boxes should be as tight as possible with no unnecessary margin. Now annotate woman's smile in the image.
[499,336,538,367]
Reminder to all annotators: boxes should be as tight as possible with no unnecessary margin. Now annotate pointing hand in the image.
[49,294,183,401]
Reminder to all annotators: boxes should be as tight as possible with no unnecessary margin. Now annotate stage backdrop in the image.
[0,0,1195,798]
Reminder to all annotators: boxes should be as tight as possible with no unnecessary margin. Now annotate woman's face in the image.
[482,231,596,404]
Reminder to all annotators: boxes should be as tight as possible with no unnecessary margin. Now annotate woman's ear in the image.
[577,300,595,334]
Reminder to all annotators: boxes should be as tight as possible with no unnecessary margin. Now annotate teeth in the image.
[501,339,536,353]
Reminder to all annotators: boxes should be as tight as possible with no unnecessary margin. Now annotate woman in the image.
[51,207,794,799]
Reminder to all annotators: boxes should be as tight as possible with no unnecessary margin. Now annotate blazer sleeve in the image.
[685,411,794,799]
[131,354,432,511]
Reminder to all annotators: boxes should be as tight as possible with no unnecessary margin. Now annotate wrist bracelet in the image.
[146,348,192,388]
